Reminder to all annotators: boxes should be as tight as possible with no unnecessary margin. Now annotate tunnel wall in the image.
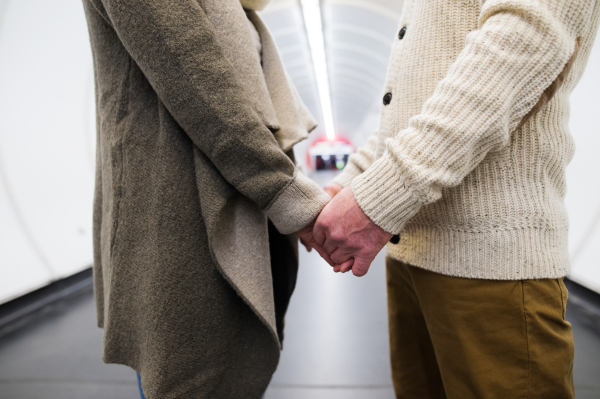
[0,0,95,304]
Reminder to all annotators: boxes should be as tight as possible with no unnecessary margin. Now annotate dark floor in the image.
[1,246,600,398]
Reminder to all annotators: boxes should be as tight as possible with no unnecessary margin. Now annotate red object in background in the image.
[307,136,355,172]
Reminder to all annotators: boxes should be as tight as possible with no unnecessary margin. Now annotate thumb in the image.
[351,257,372,277]
[339,258,354,273]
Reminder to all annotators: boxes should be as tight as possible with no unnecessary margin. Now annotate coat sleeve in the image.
[96,0,328,234]
[351,0,589,234]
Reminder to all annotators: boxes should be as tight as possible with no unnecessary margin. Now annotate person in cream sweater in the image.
[313,0,600,397]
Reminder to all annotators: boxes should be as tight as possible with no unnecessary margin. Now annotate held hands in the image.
[297,215,335,264]
[312,186,393,277]
[296,183,343,255]
[297,183,393,276]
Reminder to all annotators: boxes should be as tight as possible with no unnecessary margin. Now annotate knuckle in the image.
[329,231,344,243]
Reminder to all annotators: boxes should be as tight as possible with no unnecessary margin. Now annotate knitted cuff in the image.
[351,154,421,235]
[331,161,363,188]
[266,170,330,234]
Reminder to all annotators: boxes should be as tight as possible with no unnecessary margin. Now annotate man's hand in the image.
[314,186,392,277]
[323,183,344,198]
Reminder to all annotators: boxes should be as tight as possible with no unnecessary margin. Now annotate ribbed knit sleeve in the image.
[353,0,588,234]
[332,134,378,188]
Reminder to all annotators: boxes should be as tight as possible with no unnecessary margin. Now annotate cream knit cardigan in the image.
[334,0,600,280]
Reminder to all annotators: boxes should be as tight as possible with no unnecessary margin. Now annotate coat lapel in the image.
[201,0,317,152]
[247,11,318,152]
[201,0,280,131]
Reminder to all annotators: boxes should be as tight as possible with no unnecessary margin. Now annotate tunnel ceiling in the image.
[260,0,404,146]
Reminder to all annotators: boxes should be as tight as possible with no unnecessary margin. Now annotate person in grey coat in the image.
[82,0,330,397]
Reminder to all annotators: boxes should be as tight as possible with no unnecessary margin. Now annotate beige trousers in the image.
[386,257,575,399]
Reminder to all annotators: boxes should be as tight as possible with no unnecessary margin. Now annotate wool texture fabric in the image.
[83,0,328,397]
[334,0,600,280]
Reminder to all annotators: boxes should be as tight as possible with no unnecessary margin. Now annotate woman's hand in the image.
[297,217,335,265]
[323,183,344,199]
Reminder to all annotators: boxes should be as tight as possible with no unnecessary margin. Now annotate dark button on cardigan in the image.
[399,26,407,40]
[383,92,393,105]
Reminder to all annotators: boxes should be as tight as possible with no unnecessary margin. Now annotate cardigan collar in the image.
[240,0,271,11]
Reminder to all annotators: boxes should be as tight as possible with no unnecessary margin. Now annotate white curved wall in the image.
[0,0,598,304]
[0,0,95,303]
[565,36,600,294]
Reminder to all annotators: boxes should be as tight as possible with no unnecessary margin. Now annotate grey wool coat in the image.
[82,0,330,397]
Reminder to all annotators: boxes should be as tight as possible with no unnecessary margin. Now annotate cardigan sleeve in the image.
[351,0,587,234]
[96,0,328,234]
[331,134,378,188]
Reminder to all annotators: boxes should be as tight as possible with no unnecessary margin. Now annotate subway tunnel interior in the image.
[0,0,600,398]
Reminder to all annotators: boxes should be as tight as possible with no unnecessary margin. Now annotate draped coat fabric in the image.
[82,0,329,397]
